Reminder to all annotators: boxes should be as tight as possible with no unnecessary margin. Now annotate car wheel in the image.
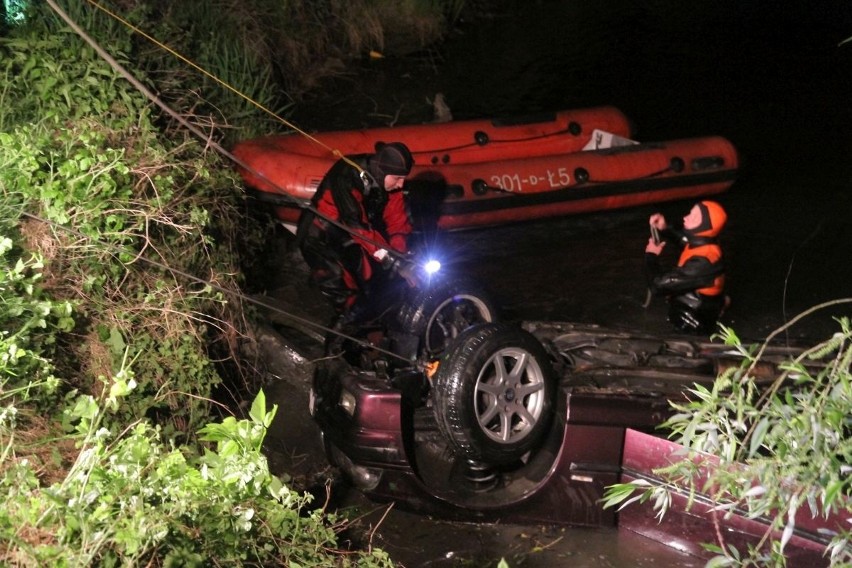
[397,277,498,359]
[432,322,557,465]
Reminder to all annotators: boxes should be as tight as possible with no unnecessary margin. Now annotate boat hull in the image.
[232,107,738,230]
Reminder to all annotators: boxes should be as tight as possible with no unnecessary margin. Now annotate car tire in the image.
[396,277,498,360]
[432,322,558,465]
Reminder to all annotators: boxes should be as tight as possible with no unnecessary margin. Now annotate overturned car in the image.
[309,316,843,567]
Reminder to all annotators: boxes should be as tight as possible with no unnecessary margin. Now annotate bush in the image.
[603,312,852,567]
[2,383,392,566]
[0,1,397,564]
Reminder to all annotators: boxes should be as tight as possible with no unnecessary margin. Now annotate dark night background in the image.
[291,0,852,342]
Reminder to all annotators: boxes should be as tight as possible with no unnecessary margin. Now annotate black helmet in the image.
[369,142,414,180]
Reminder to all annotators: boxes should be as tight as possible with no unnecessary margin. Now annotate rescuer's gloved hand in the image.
[649,213,667,231]
[374,248,419,287]
[394,258,419,288]
[373,248,391,264]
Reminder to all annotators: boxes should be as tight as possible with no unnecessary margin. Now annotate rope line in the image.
[81,0,362,172]
[34,0,419,367]
[45,0,406,263]
[4,204,413,367]
[83,1,586,167]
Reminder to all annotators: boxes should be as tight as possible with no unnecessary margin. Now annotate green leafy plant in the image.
[0,0,471,564]
[0,229,70,400]
[603,315,852,567]
[1,3,253,438]
[2,379,393,566]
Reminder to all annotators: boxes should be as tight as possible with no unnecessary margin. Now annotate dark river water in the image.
[265,1,852,566]
[289,0,852,342]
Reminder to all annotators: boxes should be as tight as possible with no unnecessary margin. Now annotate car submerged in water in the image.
[305,273,844,567]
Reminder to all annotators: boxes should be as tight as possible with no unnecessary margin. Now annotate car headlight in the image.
[339,389,357,416]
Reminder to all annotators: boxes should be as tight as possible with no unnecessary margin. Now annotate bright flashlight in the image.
[423,259,441,275]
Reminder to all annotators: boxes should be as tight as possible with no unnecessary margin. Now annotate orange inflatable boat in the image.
[232,107,738,231]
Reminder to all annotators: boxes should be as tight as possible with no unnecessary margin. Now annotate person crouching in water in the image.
[645,200,729,334]
[296,142,418,341]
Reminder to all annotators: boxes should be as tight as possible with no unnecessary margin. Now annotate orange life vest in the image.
[677,243,724,296]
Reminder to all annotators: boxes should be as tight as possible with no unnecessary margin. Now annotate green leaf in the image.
[825,480,845,505]
[249,389,266,425]
[107,327,126,356]
[705,555,735,567]
[748,418,769,458]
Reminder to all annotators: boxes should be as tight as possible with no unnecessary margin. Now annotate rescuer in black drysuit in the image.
[296,142,418,347]
[645,200,729,334]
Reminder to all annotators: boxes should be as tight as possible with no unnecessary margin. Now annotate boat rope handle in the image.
[48,0,406,263]
[418,127,580,155]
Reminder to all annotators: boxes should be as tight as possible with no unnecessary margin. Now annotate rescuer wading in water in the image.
[296,142,418,336]
[645,200,729,334]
